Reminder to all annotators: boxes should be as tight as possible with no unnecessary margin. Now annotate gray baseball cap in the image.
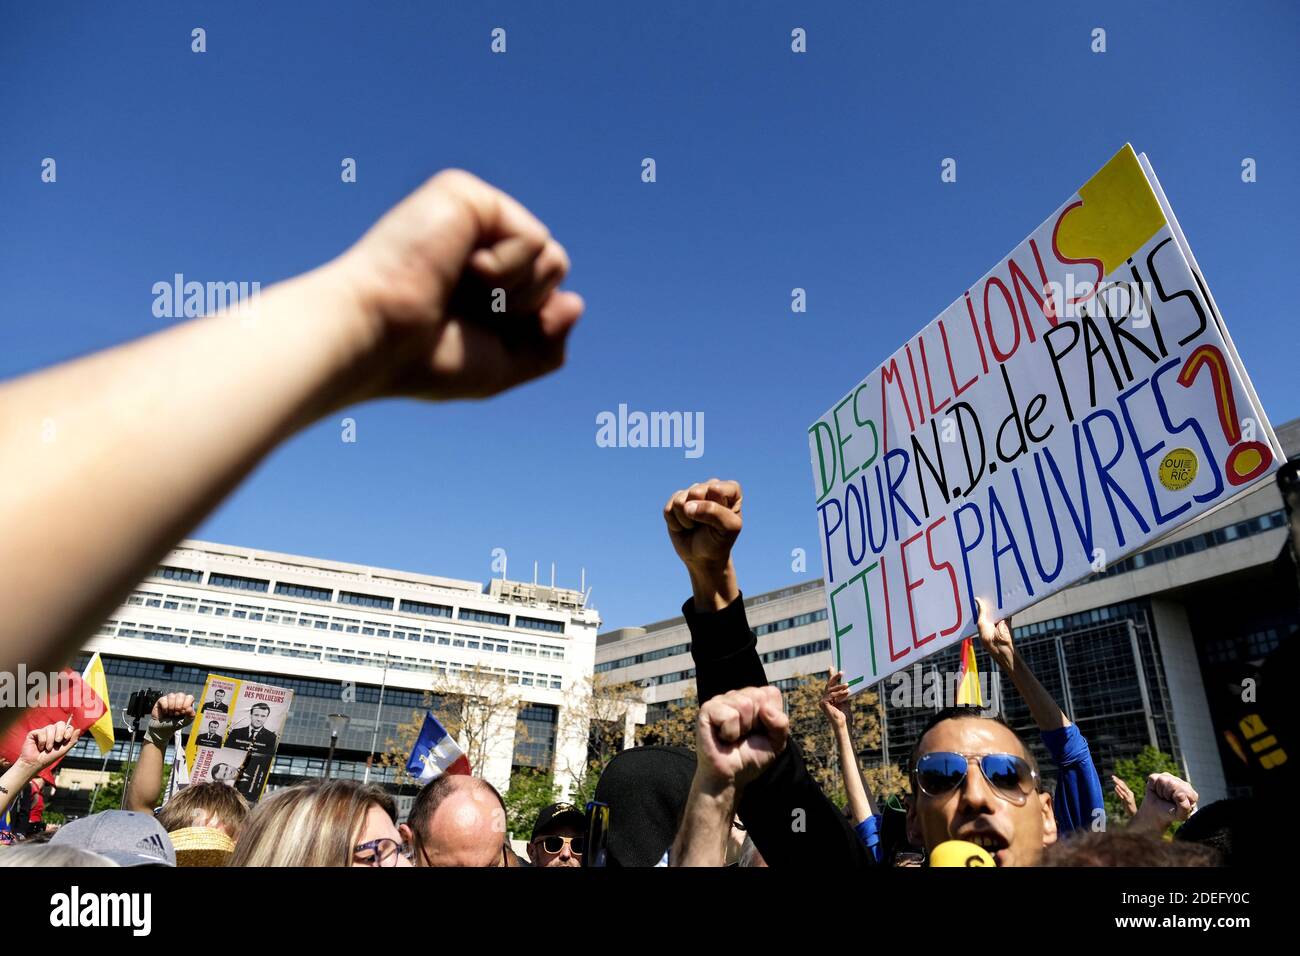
[51,810,176,867]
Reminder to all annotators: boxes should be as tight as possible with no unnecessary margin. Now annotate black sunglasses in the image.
[913,752,1039,805]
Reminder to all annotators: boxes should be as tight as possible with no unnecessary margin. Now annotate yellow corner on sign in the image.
[1054,144,1167,278]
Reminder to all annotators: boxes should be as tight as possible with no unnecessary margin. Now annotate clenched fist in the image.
[695,687,789,790]
[145,692,196,749]
[335,169,583,401]
[1131,772,1198,835]
[975,598,1015,672]
[17,721,80,774]
[664,479,743,612]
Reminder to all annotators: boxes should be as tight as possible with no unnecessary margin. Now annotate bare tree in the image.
[555,673,645,801]
[380,663,528,784]
[636,673,906,808]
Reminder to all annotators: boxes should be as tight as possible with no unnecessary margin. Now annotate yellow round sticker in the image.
[1159,448,1198,491]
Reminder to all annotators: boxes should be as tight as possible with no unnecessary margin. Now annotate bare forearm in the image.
[688,561,739,613]
[124,743,165,813]
[1003,654,1068,731]
[833,721,875,823]
[671,775,737,866]
[1126,808,1169,837]
[0,763,36,822]
[0,264,376,694]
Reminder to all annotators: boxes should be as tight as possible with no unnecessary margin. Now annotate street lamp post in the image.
[324,713,351,779]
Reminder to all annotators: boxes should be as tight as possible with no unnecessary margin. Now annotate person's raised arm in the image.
[820,670,876,824]
[0,171,582,703]
[976,599,1104,834]
[976,599,1067,731]
[124,693,196,813]
[662,479,872,866]
[664,479,742,613]
[0,723,80,822]
[671,687,788,866]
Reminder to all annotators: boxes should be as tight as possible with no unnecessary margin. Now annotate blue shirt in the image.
[1040,723,1104,835]
[853,814,882,863]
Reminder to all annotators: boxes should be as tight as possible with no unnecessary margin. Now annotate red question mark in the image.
[1177,344,1273,486]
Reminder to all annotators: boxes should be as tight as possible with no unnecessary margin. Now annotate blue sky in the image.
[2,1,1297,632]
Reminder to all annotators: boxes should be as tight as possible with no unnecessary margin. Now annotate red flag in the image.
[1,668,107,783]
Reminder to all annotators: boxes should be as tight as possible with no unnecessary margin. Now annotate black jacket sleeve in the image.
[683,594,872,867]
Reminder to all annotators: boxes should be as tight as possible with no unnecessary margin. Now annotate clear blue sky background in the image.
[2,1,1297,632]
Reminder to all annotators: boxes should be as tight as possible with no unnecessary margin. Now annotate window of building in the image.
[209,573,270,593]
[338,590,394,610]
[514,703,558,769]
[154,566,202,583]
[275,582,334,602]
[459,608,509,627]
[515,615,564,634]
[399,599,453,618]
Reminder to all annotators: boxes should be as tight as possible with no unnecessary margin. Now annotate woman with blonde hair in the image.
[229,779,412,867]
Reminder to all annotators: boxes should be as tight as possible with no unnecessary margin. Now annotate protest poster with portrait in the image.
[808,145,1283,692]
[185,674,293,802]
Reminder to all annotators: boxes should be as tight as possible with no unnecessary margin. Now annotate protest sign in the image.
[184,673,293,802]
[808,145,1283,691]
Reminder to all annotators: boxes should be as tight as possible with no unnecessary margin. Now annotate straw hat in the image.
[168,826,235,867]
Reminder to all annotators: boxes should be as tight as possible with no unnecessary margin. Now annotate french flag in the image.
[406,711,471,783]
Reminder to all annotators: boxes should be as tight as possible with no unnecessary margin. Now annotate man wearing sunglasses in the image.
[906,708,1057,866]
[527,802,586,867]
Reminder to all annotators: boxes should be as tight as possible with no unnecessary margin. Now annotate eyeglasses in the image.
[912,752,1039,805]
[353,837,414,867]
[533,834,585,856]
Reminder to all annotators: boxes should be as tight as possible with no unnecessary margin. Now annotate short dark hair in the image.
[408,775,505,839]
[207,720,218,728]
[249,702,271,715]
[214,689,225,695]
[1175,798,1255,866]
[907,706,1039,794]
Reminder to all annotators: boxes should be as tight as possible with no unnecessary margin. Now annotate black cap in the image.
[531,802,586,842]
[593,745,696,867]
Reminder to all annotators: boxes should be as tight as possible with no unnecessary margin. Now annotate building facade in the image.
[59,540,601,813]
[598,419,1300,806]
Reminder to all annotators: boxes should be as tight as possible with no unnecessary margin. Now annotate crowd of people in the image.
[0,474,1227,867]
[0,170,1272,868]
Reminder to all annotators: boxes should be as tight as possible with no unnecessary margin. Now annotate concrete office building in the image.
[60,540,602,809]
[598,418,1300,806]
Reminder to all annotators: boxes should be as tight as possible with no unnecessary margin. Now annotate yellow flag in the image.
[83,652,115,755]
[955,638,983,707]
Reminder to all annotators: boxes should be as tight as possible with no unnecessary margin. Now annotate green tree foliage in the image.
[87,763,171,815]
[1105,746,1185,832]
[89,772,127,815]
[503,767,559,841]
